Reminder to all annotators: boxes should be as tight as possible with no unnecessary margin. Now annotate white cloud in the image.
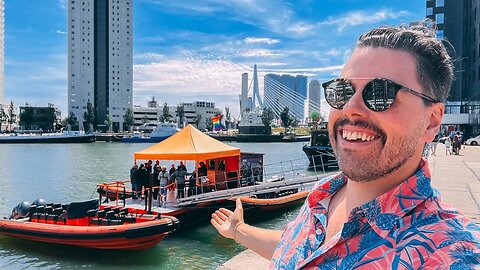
[244,37,280,44]
[239,49,282,58]
[320,9,410,32]
[56,30,66,35]
[59,0,67,10]
[286,22,315,35]
[133,56,256,115]
[134,53,166,62]
[265,65,344,73]
[326,49,342,56]
[133,56,250,96]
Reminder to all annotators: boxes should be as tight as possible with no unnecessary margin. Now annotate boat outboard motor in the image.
[10,201,31,219]
[32,198,47,207]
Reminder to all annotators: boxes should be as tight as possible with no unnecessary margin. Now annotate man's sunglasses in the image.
[322,78,439,112]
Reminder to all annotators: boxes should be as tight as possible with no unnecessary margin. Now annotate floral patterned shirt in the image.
[270,159,480,269]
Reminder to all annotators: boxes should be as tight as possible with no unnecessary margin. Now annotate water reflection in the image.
[0,142,315,269]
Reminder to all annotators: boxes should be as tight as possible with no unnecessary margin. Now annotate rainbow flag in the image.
[212,115,225,131]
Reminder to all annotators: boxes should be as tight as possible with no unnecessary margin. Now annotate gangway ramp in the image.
[177,172,337,207]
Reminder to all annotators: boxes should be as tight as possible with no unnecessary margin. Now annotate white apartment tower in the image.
[68,0,133,131]
[308,80,321,115]
[0,0,4,106]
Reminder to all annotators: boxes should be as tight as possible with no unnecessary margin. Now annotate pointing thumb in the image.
[236,198,243,210]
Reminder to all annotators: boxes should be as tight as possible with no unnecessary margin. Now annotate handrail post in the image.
[320,153,326,174]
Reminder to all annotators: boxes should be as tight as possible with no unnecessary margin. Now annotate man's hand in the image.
[211,198,244,239]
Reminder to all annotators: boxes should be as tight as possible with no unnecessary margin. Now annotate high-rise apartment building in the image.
[308,80,321,116]
[264,74,308,120]
[426,0,480,101]
[0,0,4,106]
[68,0,133,131]
[426,0,480,136]
[426,0,465,100]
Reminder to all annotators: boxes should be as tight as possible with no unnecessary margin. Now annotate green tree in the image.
[280,107,294,134]
[261,107,274,128]
[0,105,6,131]
[142,114,149,124]
[45,108,57,131]
[161,102,170,122]
[83,101,95,132]
[123,108,134,132]
[66,112,77,126]
[206,117,213,131]
[104,114,113,132]
[194,113,202,127]
[20,108,35,129]
[308,111,322,123]
[7,101,16,130]
[176,105,185,127]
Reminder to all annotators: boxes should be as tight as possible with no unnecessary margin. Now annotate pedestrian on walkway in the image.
[211,23,480,269]
[453,131,462,155]
[431,133,439,155]
[445,136,452,155]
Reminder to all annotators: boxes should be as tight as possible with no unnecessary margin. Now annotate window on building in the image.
[436,0,444,7]
[436,13,444,24]
[427,7,433,16]
[436,30,444,39]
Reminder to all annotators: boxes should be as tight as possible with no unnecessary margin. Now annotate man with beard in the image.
[211,24,480,269]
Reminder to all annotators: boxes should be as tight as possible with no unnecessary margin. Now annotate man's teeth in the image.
[342,131,375,141]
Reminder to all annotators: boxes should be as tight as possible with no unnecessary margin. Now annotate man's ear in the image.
[424,103,444,142]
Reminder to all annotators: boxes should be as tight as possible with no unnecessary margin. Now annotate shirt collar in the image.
[308,158,435,237]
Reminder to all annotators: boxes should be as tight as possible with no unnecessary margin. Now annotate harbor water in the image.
[0,142,319,269]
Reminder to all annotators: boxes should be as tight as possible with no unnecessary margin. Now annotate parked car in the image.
[466,135,480,146]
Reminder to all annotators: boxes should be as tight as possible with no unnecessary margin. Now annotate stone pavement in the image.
[217,145,480,270]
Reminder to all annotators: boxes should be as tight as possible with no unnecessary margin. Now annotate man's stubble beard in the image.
[331,126,423,183]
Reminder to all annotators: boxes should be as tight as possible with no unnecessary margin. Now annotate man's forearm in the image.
[234,223,283,260]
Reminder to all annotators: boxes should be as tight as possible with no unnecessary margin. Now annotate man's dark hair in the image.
[356,23,453,103]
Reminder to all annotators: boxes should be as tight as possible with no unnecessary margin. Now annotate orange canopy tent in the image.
[134,124,240,161]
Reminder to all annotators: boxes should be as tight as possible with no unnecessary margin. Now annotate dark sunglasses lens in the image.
[324,80,355,109]
[363,79,398,111]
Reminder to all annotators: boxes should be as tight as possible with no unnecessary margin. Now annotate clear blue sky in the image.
[4,0,426,117]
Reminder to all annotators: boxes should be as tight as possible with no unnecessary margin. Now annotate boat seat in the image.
[112,207,121,214]
[46,203,54,207]
[44,206,53,215]
[103,207,111,213]
[52,208,63,215]
[36,206,45,214]
[52,203,62,209]
[120,208,129,216]
[122,216,136,223]
[66,199,99,219]
[29,205,38,216]
[87,209,97,217]
[106,210,115,220]
[96,210,106,218]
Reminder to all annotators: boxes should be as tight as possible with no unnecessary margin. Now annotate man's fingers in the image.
[219,208,233,216]
[210,218,221,229]
[215,210,229,221]
[211,213,225,224]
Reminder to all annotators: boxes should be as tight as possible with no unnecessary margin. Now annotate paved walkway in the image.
[217,145,480,270]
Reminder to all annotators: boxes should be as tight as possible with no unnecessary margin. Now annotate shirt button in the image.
[316,229,323,234]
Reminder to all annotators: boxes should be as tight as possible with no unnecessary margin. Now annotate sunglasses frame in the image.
[322,77,439,112]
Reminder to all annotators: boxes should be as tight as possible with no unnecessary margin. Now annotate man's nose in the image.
[341,87,369,118]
